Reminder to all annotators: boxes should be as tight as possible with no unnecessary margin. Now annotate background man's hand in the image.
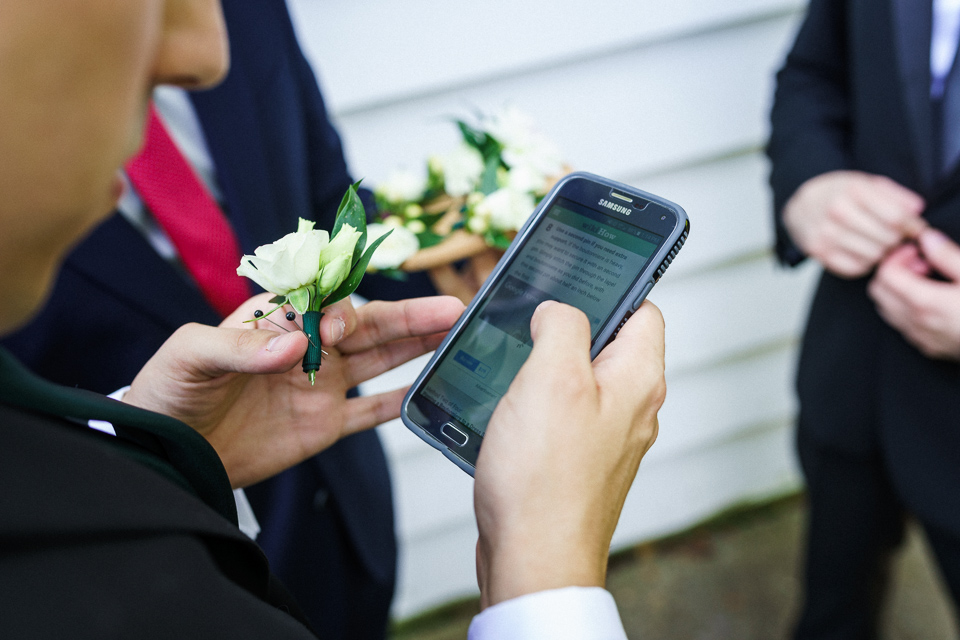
[868,229,960,360]
[123,293,464,488]
[783,170,925,278]
[473,300,666,608]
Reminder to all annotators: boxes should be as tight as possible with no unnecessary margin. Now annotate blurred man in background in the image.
[769,0,960,636]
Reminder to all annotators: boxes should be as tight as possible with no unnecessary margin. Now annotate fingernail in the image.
[267,332,296,353]
[332,317,346,343]
[535,300,558,314]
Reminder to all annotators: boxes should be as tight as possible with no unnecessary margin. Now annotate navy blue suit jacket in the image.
[1,0,425,635]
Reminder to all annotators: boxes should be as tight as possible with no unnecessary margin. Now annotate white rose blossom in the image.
[482,106,563,179]
[366,222,420,270]
[442,143,485,197]
[377,168,427,204]
[505,162,547,194]
[476,188,536,232]
[236,218,329,305]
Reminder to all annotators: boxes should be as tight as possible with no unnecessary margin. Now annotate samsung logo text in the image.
[599,199,631,215]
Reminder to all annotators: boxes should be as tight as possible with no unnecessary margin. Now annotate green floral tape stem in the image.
[302,311,323,386]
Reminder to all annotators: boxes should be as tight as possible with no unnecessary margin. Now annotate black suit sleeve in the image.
[767,0,854,266]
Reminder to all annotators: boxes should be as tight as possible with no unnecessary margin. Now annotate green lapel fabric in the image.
[0,347,237,524]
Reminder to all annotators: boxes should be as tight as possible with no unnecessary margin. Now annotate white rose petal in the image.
[443,144,484,197]
[377,168,427,204]
[367,223,420,270]
[476,188,536,232]
[467,215,489,234]
[505,163,547,194]
[482,106,563,178]
[237,218,329,296]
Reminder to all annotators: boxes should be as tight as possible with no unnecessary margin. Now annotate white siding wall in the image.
[286,0,816,619]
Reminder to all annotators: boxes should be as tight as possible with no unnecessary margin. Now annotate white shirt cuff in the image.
[87,385,131,435]
[467,587,627,640]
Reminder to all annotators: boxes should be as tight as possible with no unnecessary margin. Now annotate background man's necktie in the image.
[126,105,251,318]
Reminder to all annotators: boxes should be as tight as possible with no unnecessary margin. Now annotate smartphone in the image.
[401,171,689,475]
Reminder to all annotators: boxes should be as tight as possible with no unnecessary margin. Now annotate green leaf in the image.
[456,120,487,152]
[379,268,409,282]
[332,181,370,266]
[268,295,286,305]
[479,154,501,195]
[333,181,368,235]
[322,231,392,308]
[484,230,513,250]
[416,230,445,249]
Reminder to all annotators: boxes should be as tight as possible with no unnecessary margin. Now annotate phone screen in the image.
[418,196,663,436]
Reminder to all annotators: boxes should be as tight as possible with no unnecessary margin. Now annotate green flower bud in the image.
[317,224,362,295]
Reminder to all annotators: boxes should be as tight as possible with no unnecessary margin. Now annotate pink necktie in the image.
[126,105,251,318]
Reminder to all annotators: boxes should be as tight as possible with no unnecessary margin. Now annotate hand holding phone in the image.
[473,298,666,608]
[402,171,688,474]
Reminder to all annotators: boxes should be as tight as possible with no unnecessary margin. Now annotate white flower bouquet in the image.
[369,107,567,284]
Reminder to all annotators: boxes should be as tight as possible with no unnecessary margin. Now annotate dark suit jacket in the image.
[768,0,960,532]
[0,348,319,639]
[0,0,425,633]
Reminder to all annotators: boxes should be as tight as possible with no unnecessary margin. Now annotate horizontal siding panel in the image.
[611,420,801,549]
[393,517,480,619]
[388,435,476,540]
[654,256,819,373]
[327,14,801,189]
[627,152,776,276]
[288,0,804,112]
[650,343,799,461]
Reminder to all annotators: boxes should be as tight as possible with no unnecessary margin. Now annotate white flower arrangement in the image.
[371,107,566,273]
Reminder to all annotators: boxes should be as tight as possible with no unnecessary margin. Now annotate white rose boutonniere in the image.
[237,182,392,384]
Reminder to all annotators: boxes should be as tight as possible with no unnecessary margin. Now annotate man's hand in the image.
[473,300,666,608]
[868,229,960,360]
[123,293,464,488]
[783,170,925,278]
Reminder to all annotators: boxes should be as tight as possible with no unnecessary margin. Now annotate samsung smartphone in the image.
[401,171,689,475]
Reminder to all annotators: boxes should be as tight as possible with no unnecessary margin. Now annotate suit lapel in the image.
[67,213,221,330]
[891,0,936,191]
[0,348,237,524]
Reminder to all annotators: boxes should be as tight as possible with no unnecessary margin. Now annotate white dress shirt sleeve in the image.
[467,587,627,640]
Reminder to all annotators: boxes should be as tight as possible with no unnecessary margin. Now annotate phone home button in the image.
[440,422,469,447]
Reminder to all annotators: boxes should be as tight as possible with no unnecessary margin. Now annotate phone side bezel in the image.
[401,171,689,476]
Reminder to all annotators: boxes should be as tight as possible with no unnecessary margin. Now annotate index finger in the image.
[337,296,464,354]
[855,176,925,232]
